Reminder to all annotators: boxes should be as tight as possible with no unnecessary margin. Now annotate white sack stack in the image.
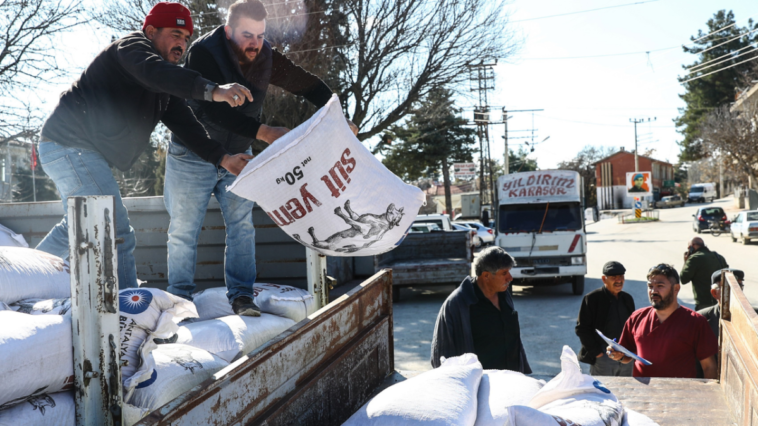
[0,312,74,409]
[10,298,71,315]
[229,95,424,257]
[474,370,545,426]
[194,284,316,322]
[0,248,70,304]
[0,391,149,426]
[175,313,295,362]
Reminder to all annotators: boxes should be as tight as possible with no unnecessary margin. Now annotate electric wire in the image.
[688,43,758,73]
[510,0,658,23]
[686,44,758,74]
[681,54,758,84]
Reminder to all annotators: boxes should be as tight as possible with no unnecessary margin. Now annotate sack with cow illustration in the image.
[0,247,70,304]
[228,95,424,257]
[0,391,149,426]
[10,298,71,316]
[0,312,74,409]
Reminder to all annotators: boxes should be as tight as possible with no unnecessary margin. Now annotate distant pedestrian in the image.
[681,237,728,311]
[698,269,745,338]
[430,246,530,372]
[575,261,635,376]
[608,264,718,379]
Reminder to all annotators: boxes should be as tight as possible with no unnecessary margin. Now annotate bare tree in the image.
[92,0,224,38]
[0,0,87,145]
[700,100,758,187]
[337,0,519,140]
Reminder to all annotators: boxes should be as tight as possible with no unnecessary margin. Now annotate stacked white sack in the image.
[0,391,149,426]
[228,95,424,257]
[118,288,198,397]
[0,224,28,248]
[503,345,625,426]
[342,353,483,426]
[127,343,229,412]
[0,312,74,410]
[175,313,295,362]
[194,284,316,322]
[10,298,71,315]
[474,370,545,426]
[0,248,70,304]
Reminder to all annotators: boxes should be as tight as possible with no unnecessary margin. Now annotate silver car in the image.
[455,222,495,245]
[452,223,482,247]
[730,210,758,244]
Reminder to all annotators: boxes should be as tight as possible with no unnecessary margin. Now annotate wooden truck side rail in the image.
[136,269,394,426]
[719,270,758,425]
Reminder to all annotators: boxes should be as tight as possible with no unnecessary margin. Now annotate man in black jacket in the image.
[163,0,357,316]
[575,261,635,376]
[36,2,253,290]
[430,247,530,372]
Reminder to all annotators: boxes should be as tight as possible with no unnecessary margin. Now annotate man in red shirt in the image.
[607,264,718,378]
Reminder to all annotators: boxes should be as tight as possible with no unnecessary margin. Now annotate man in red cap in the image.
[162,0,358,316]
[36,2,253,291]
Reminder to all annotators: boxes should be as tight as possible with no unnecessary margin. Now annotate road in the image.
[392,197,757,376]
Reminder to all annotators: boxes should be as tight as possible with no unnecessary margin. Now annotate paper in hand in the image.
[596,329,652,366]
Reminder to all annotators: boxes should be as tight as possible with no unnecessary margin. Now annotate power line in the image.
[681,54,758,84]
[520,47,677,60]
[688,43,758,73]
[535,114,675,128]
[687,45,758,75]
[510,0,658,23]
[685,27,758,61]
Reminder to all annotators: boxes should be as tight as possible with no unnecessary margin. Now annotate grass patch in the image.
[622,217,659,223]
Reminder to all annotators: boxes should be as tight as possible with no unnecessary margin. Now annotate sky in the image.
[40,0,756,171]
[475,0,756,170]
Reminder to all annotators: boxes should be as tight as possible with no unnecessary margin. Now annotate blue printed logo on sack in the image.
[120,289,153,315]
[592,379,610,394]
[135,370,158,389]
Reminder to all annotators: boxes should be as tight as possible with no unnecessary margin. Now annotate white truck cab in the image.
[496,170,587,295]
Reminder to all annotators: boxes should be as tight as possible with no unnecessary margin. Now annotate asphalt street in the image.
[392,197,757,376]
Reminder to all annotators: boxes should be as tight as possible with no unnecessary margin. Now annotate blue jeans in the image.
[36,141,138,289]
[164,141,256,303]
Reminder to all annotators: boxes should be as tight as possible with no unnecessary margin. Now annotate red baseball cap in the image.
[143,2,193,36]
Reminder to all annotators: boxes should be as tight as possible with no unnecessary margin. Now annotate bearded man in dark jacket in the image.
[163,0,357,316]
[37,2,253,289]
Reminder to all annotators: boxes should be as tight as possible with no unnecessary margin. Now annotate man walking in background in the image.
[36,2,252,289]
[575,261,635,376]
[681,237,728,311]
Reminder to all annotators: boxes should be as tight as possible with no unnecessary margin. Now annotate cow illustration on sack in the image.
[293,200,404,253]
[27,393,56,415]
[173,350,204,374]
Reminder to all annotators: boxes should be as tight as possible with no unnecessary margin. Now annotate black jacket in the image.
[176,26,333,153]
[575,286,635,365]
[430,277,531,373]
[41,32,228,171]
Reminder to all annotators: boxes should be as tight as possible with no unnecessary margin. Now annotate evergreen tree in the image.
[676,10,758,161]
[12,166,58,202]
[379,88,477,216]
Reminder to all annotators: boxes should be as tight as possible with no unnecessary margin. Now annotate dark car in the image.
[692,206,728,233]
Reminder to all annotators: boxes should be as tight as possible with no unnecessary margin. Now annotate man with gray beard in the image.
[607,264,718,378]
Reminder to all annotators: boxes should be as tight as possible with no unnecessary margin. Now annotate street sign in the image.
[634,200,642,218]
[453,163,477,179]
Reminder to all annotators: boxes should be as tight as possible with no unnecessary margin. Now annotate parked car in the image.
[692,206,728,234]
[730,210,758,244]
[688,183,717,203]
[452,223,481,247]
[414,214,453,231]
[655,195,685,209]
[455,221,495,245]
[409,223,437,233]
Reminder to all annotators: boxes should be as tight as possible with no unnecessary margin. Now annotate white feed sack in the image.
[229,95,424,257]
[623,409,659,426]
[175,313,295,362]
[119,288,199,394]
[0,224,28,248]
[10,298,71,315]
[0,247,70,304]
[474,370,545,426]
[0,391,149,426]
[342,353,483,426]
[0,312,74,409]
[127,343,229,412]
[194,284,315,322]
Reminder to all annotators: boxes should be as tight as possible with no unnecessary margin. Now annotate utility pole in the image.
[500,109,543,175]
[629,117,656,172]
[468,61,496,218]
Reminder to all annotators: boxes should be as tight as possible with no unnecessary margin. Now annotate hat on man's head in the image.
[711,268,745,285]
[143,2,193,36]
[602,261,626,276]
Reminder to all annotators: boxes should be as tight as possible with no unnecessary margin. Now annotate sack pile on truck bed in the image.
[0,251,308,424]
[342,346,659,426]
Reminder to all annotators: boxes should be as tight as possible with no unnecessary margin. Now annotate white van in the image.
[688,183,717,203]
